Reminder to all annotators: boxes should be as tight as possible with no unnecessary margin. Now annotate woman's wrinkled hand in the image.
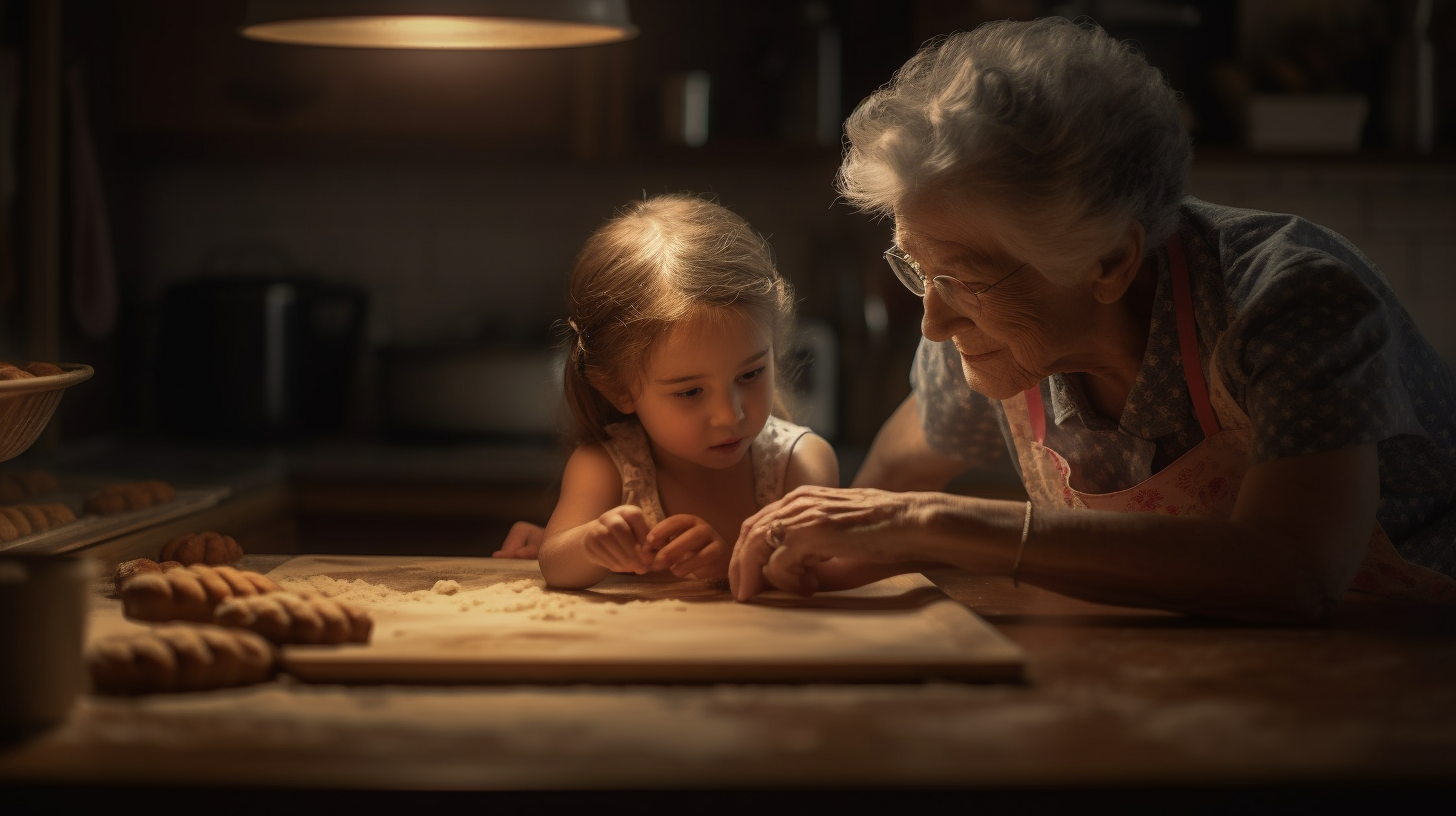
[729,485,918,601]
[643,514,730,581]
[582,505,655,574]
[493,521,545,559]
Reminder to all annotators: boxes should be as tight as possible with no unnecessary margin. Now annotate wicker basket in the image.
[0,363,94,462]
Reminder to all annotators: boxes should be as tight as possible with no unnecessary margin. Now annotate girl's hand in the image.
[644,514,729,581]
[730,485,917,601]
[582,505,655,574]
[493,521,545,559]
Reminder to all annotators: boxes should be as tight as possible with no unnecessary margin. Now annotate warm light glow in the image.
[241,14,634,49]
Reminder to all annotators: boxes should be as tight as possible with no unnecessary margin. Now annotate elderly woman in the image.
[729,17,1456,623]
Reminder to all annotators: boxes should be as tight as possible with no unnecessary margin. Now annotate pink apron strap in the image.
[1167,236,1221,439]
[1021,235,1219,442]
[1026,385,1047,444]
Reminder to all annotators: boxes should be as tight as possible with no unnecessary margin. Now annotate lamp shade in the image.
[239,0,638,49]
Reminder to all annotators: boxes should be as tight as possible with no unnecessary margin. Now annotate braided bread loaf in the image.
[160,531,243,565]
[112,557,173,590]
[215,591,373,644]
[85,624,277,695]
[118,562,281,623]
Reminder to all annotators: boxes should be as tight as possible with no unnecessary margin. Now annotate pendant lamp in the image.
[239,0,638,49]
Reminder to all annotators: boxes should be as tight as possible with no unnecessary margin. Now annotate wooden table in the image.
[1,561,1453,805]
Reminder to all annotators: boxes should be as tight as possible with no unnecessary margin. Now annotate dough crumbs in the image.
[432,579,461,596]
[275,574,679,625]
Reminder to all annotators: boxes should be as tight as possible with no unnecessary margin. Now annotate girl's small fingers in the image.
[670,542,724,578]
[598,518,625,549]
[611,533,647,571]
[623,508,652,543]
[583,539,621,571]
[614,518,654,572]
[652,527,711,568]
[645,514,700,551]
[606,519,642,554]
[590,529,645,573]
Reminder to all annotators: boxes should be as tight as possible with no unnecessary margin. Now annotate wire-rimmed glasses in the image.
[883,247,1029,319]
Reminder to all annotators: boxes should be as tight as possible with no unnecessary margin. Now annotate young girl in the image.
[530,193,839,590]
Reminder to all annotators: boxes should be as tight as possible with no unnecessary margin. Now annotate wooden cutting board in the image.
[268,555,1025,684]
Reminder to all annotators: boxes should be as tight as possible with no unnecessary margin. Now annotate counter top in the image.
[2,560,1452,802]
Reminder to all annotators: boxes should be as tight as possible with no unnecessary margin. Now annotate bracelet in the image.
[1012,501,1032,588]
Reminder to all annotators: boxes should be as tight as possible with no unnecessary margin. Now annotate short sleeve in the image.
[1217,251,1422,463]
[910,338,1008,465]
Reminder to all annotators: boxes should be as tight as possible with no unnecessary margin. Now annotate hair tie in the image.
[566,318,588,356]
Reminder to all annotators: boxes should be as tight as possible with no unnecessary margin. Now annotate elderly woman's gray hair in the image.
[836,17,1191,284]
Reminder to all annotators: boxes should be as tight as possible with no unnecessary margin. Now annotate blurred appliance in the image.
[155,276,368,442]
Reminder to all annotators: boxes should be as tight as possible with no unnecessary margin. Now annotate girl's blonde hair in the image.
[561,193,797,443]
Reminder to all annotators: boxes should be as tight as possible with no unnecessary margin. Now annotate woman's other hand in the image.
[493,521,545,559]
[729,485,922,601]
[644,514,730,580]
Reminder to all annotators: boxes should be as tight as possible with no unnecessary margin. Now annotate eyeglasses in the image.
[883,247,1029,319]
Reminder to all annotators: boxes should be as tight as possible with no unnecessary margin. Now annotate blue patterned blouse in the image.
[912,197,1456,578]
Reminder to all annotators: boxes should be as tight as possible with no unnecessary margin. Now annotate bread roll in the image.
[15,504,46,532]
[214,591,373,645]
[0,502,78,539]
[0,470,59,503]
[83,480,178,515]
[0,513,18,543]
[38,503,76,526]
[85,624,277,695]
[160,531,243,565]
[83,492,127,516]
[23,361,64,377]
[0,506,31,536]
[119,563,281,623]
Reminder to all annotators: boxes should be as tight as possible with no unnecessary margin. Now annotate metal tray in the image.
[0,482,231,556]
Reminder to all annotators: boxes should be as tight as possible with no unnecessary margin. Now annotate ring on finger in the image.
[765,521,783,550]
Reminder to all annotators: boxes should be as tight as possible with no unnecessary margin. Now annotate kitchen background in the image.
[1,0,1454,543]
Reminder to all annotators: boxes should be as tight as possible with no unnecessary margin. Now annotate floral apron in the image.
[1000,237,1456,603]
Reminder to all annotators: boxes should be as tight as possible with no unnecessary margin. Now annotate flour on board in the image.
[276,574,690,622]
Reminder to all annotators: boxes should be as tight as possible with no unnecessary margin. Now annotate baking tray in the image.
[0,478,231,556]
